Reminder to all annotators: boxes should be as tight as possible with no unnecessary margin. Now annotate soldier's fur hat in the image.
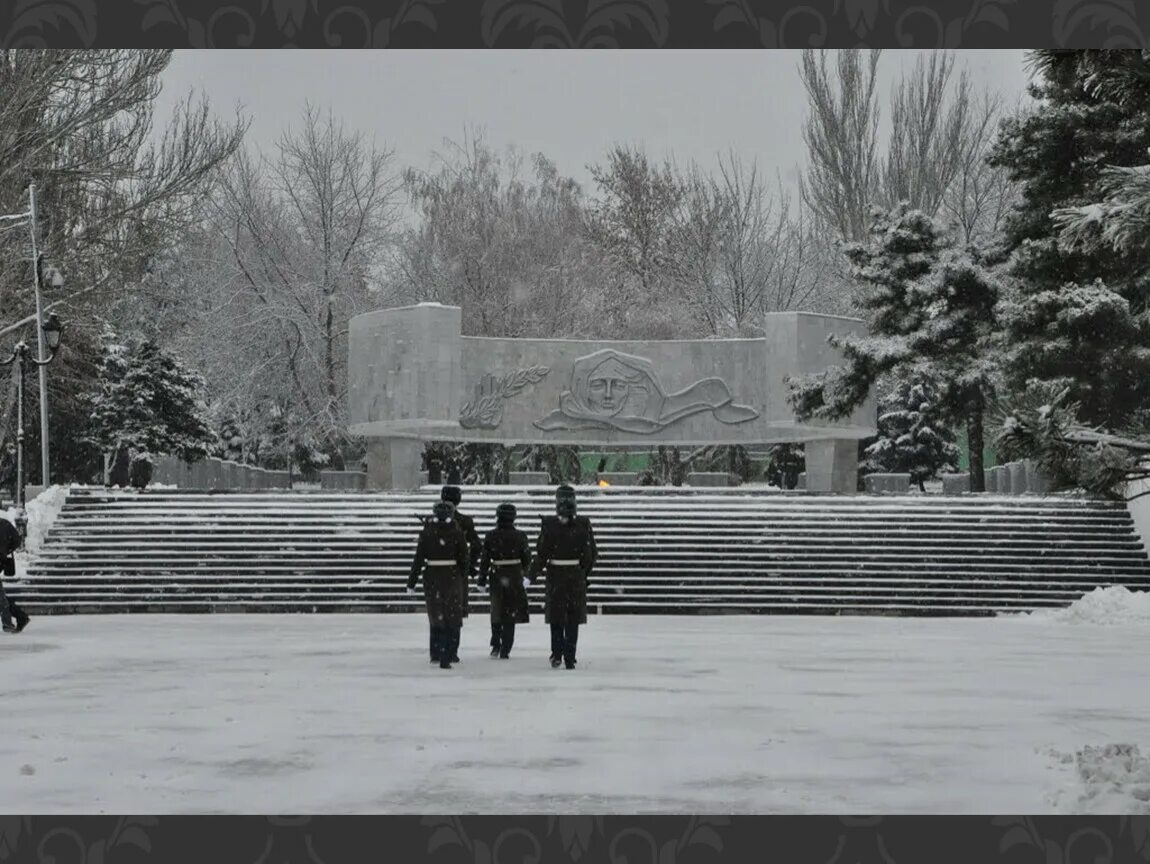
[433,501,455,522]
[496,503,517,524]
[556,498,576,518]
[441,486,462,505]
[555,484,576,501]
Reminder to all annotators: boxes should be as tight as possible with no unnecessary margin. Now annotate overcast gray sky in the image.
[156,50,1034,190]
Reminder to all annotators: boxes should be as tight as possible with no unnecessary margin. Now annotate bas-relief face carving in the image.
[535,348,760,434]
[585,357,649,417]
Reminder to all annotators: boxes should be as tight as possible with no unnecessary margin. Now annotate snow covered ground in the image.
[1,601,1149,814]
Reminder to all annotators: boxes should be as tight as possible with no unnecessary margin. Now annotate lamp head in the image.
[42,313,62,352]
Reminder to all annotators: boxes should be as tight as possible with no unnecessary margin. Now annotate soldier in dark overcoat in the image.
[539,485,597,663]
[551,485,597,564]
[529,495,596,669]
[440,486,480,661]
[478,503,531,659]
[0,514,29,634]
[407,501,469,669]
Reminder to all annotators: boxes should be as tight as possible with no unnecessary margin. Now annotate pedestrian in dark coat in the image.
[0,514,28,634]
[479,503,531,659]
[441,485,480,659]
[530,496,595,669]
[539,486,598,642]
[407,501,468,669]
[550,484,598,572]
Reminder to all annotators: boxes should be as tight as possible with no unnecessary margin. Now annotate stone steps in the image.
[15,487,1150,616]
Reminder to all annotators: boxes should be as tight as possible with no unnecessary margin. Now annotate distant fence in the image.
[145,455,1054,495]
[942,460,1053,496]
[150,456,291,490]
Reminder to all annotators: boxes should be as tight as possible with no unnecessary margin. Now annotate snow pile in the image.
[2,485,72,579]
[1046,744,1150,814]
[1025,586,1150,625]
[20,485,71,554]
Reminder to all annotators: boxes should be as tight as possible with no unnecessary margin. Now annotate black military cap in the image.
[496,503,517,522]
[556,484,576,500]
[441,486,462,505]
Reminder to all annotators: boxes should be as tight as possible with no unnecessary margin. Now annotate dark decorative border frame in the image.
[2,816,1150,863]
[3,0,1147,857]
[1,0,1148,48]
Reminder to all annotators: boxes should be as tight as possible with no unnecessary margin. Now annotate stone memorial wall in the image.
[348,304,877,492]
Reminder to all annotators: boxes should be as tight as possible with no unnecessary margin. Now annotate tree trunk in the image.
[324,300,337,404]
[967,398,986,493]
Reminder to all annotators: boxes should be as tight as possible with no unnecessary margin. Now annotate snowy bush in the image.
[85,331,217,487]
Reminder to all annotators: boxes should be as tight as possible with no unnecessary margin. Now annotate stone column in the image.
[349,303,463,491]
[366,438,424,491]
[942,473,971,495]
[805,440,858,494]
[1008,462,1027,496]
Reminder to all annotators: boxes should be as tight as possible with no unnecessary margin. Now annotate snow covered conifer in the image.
[989,50,1150,430]
[864,374,960,491]
[787,206,1001,490]
[87,331,216,486]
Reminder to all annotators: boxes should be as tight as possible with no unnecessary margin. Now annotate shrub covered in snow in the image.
[864,374,960,491]
[86,331,216,486]
[786,206,1001,491]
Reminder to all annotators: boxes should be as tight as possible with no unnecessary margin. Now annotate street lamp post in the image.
[1,313,63,539]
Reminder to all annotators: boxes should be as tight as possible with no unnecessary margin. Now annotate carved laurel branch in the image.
[460,366,550,429]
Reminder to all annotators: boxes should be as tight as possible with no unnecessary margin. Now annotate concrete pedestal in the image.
[510,472,551,485]
[1008,462,1027,496]
[805,440,858,494]
[686,472,732,487]
[942,473,971,495]
[366,438,423,490]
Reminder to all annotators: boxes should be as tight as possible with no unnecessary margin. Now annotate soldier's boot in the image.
[500,622,515,659]
[13,604,28,633]
[447,627,462,664]
[490,622,500,657]
[563,622,579,669]
[550,622,565,667]
[549,622,563,667]
[449,627,461,663]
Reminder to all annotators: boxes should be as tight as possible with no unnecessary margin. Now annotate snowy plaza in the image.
[8,45,1150,827]
[2,597,1149,814]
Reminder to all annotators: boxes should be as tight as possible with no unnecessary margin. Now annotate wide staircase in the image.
[16,486,1150,616]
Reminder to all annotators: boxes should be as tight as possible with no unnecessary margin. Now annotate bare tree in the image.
[585,145,685,335]
[673,155,837,336]
[398,131,604,339]
[798,49,884,243]
[0,51,246,320]
[799,49,1017,250]
[883,53,974,217]
[763,189,838,315]
[185,106,402,464]
[0,49,246,483]
[668,163,726,336]
[942,95,1020,246]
